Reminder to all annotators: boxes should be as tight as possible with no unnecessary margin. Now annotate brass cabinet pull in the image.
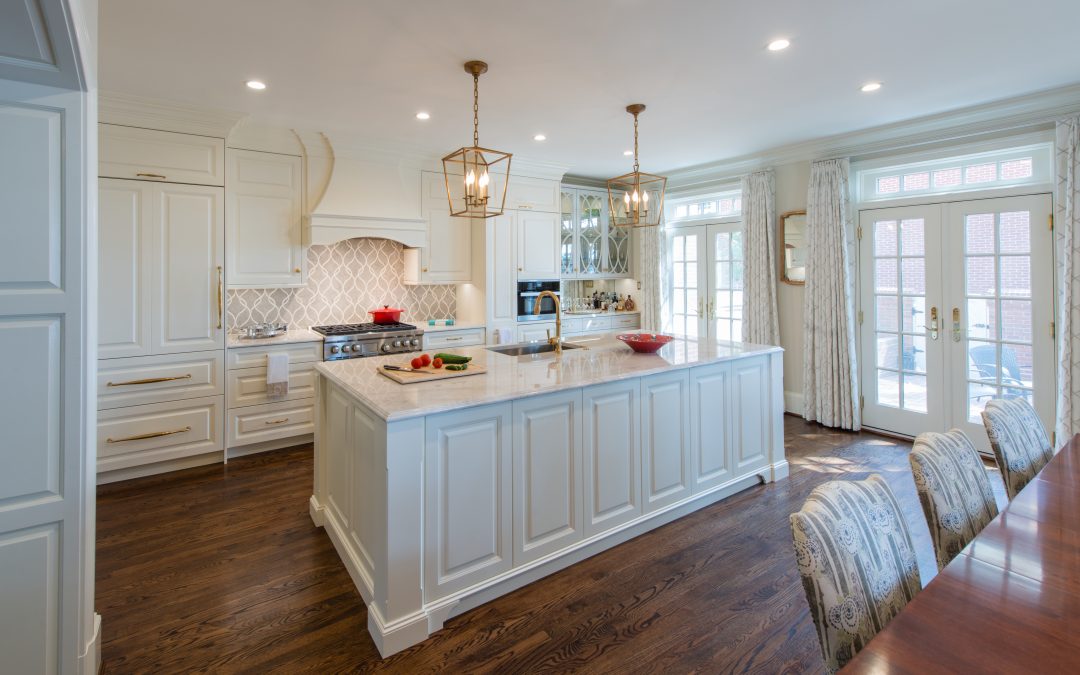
[445,336,464,342]
[107,374,192,387]
[217,266,224,329]
[107,426,191,443]
[136,172,167,180]
[264,418,290,425]
[293,267,301,274]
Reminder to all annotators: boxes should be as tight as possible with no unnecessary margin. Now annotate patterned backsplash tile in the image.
[227,238,457,329]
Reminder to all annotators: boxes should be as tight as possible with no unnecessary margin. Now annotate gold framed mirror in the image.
[779,210,807,285]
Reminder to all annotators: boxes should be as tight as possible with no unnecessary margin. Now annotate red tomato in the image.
[420,353,432,367]
[432,357,443,369]
[411,357,424,369]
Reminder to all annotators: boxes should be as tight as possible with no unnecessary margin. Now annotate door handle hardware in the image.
[107,426,191,443]
[107,374,192,387]
[925,306,939,340]
[264,418,290,426]
[952,307,961,342]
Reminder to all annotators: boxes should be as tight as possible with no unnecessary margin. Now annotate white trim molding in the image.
[99,91,247,138]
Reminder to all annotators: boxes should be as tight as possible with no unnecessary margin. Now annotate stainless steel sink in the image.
[487,342,585,357]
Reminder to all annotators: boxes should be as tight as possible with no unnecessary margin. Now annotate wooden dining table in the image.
[846,434,1080,673]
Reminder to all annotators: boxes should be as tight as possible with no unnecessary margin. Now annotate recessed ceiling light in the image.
[861,81,883,92]
[415,111,430,120]
[533,134,546,141]
[245,80,266,90]
[623,150,634,156]
[767,39,790,51]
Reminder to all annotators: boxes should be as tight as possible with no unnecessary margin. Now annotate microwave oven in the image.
[517,280,560,321]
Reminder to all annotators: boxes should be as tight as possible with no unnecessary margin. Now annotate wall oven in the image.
[517,280,560,321]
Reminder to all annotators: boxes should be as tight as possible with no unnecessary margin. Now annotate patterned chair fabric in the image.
[789,475,921,674]
[981,397,1053,500]
[910,430,999,571]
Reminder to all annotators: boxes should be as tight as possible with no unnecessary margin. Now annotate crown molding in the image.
[562,174,607,189]
[665,82,1080,193]
[99,91,248,138]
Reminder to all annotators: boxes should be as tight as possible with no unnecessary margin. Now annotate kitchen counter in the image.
[226,327,324,348]
[315,335,780,422]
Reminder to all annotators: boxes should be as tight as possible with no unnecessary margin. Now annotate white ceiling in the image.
[100,0,1080,178]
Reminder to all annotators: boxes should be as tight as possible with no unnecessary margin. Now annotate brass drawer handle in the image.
[107,374,192,387]
[264,418,290,425]
[107,426,191,443]
[136,172,167,180]
[445,336,464,342]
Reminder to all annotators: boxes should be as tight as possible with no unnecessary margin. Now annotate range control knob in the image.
[381,343,391,352]
[392,340,402,348]
[341,345,351,353]
[410,338,420,346]
[330,345,340,354]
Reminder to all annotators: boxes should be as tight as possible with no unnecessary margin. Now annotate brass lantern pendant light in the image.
[442,60,512,218]
[607,104,666,228]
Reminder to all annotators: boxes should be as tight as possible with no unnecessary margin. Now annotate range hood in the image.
[304,133,429,248]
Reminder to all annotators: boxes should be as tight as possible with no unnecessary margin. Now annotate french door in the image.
[667,223,743,341]
[859,194,1054,451]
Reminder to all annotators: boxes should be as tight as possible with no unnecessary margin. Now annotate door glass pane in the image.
[874,220,898,256]
[561,191,575,275]
[871,215,923,411]
[878,370,900,408]
[903,374,927,412]
[968,382,998,422]
[876,334,899,369]
[901,219,925,256]
[901,258,925,294]
[876,296,898,331]
[903,335,926,373]
[901,296,925,333]
[875,259,898,293]
[1004,343,1033,388]
[999,211,1030,253]
[964,214,995,254]
[1000,300,1031,342]
[967,340,998,383]
[578,193,602,273]
[967,298,996,340]
[999,257,1030,296]
[965,257,995,296]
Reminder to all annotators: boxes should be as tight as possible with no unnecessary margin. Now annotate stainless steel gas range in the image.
[311,322,424,361]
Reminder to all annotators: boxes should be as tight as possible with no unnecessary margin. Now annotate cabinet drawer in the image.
[228,399,314,448]
[579,316,611,334]
[562,317,584,334]
[517,322,556,343]
[423,328,486,350]
[227,362,316,408]
[227,341,323,369]
[98,395,223,472]
[507,176,559,212]
[99,124,225,186]
[611,314,640,330]
[98,352,224,410]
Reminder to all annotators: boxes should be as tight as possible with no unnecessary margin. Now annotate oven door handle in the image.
[519,291,560,297]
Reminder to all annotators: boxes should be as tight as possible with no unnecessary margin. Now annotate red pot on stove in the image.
[369,305,404,324]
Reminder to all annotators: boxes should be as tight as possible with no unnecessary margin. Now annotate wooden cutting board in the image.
[378,362,487,384]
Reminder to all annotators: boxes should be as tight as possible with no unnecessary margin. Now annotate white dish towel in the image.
[266,352,289,400]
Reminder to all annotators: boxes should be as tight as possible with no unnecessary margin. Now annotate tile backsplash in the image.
[227,238,457,329]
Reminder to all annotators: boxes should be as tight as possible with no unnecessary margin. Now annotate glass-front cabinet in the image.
[560,186,632,278]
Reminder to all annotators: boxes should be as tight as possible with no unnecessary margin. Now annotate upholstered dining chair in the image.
[981,397,1054,500]
[910,430,999,571]
[789,475,922,674]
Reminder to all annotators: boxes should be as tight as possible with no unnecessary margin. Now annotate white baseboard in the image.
[227,434,313,460]
[96,451,223,484]
[784,390,804,415]
[79,613,101,674]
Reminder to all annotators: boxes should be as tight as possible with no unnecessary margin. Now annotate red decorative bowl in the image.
[616,333,674,353]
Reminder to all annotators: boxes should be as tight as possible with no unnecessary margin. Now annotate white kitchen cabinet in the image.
[227,398,315,448]
[404,207,472,284]
[99,124,225,186]
[97,351,224,411]
[487,212,517,327]
[99,179,153,358]
[423,327,486,350]
[560,186,632,279]
[507,175,560,212]
[512,390,584,565]
[424,403,513,601]
[641,370,692,513]
[611,314,641,331]
[226,340,322,369]
[690,362,733,493]
[731,356,770,474]
[99,178,224,358]
[226,361,317,408]
[226,149,304,288]
[516,321,556,343]
[516,210,560,280]
[97,395,224,473]
[582,379,641,537]
[152,182,226,354]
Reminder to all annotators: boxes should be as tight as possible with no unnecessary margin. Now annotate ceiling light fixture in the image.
[767,39,790,51]
[623,150,634,156]
[861,81,883,92]
[534,134,546,141]
[441,60,512,218]
[607,104,666,228]
[416,111,431,120]
[245,80,266,90]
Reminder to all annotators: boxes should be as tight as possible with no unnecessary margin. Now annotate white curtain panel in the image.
[802,158,861,430]
[740,169,780,345]
[1056,116,1080,442]
[638,225,664,332]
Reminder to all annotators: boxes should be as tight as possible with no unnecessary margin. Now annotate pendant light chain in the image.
[473,74,480,148]
[633,111,640,174]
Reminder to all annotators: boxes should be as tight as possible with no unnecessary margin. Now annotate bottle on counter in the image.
[624,294,636,311]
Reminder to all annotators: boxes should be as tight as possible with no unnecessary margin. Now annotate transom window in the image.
[667,189,742,222]
[858,143,1052,202]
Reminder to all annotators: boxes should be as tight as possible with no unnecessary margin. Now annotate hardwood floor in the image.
[96,416,1007,674]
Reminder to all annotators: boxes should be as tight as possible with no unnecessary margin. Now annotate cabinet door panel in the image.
[488,213,517,324]
[517,211,559,279]
[690,362,733,492]
[99,124,225,186]
[422,208,472,283]
[732,356,769,473]
[152,183,224,353]
[98,179,153,358]
[582,380,640,537]
[226,150,303,288]
[641,370,691,512]
[513,391,583,565]
[425,403,512,600]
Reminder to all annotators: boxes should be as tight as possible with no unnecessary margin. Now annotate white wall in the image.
[774,161,811,412]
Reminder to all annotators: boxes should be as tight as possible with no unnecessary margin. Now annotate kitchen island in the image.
[310,335,787,656]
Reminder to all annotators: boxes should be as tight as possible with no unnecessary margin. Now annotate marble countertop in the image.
[226,327,324,348]
[316,334,782,421]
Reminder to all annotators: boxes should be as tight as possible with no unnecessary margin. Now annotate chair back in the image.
[790,475,921,674]
[981,397,1053,499]
[910,430,999,571]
